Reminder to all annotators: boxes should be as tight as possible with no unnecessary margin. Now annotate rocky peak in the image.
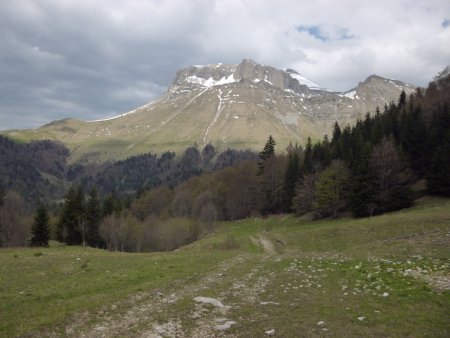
[170,59,327,95]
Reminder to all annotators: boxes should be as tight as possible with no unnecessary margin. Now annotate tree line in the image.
[1,71,448,249]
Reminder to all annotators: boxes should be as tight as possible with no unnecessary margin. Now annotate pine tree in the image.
[427,130,450,196]
[283,151,300,211]
[102,190,122,217]
[349,166,378,217]
[57,186,85,245]
[398,90,407,107]
[30,204,50,247]
[258,135,276,175]
[400,105,427,174]
[303,137,313,173]
[331,122,341,143]
[0,184,4,207]
[85,186,103,247]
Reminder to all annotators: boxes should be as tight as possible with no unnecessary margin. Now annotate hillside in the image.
[1,197,449,337]
[2,60,415,164]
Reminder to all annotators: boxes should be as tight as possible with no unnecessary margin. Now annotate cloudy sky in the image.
[1,0,449,130]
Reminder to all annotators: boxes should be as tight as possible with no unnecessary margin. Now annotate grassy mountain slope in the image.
[2,60,415,164]
[1,197,448,337]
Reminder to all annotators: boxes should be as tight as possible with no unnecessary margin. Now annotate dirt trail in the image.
[57,236,282,337]
[250,235,276,254]
[59,252,274,337]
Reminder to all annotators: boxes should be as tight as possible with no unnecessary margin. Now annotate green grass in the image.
[0,197,449,337]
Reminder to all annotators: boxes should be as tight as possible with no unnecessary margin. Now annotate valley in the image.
[1,197,448,337]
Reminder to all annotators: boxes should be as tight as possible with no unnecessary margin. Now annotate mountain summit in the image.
[3,59,416,163]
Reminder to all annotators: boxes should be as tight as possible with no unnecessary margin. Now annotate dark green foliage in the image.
[259,135,276,161]
[102,190,122,217]
[398,90,407,107]
[303,137,313,173]
[0,183,4,207]
[202,144,216,169]
[331,122,341,144]
[349,167,377,217]
[0,136,69,205]
[85,187,104,247]
[214,149,258,170]
[30,204,50,247]
[57,186,85,245]
[427,130,450,196]
[283,150,300,211]
[258,135,276,174]
[400,105,427,173]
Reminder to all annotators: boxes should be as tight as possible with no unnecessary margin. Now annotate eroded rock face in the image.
[164,59,416,147]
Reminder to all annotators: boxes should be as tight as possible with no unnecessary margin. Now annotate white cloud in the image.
[0,0,449,129]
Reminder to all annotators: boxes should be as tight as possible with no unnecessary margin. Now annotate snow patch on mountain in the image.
[341,90,357,99]
[288,72,322,90]
[87,102,154,122]
[187,74,237,87]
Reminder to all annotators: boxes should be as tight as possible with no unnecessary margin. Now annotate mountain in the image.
[2,59,416,163]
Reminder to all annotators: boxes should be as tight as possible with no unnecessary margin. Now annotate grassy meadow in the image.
[0,196,449,337]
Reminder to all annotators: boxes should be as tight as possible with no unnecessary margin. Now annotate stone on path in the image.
[265,328,275,336]
[193,296,225,308]
[214,320,237,331]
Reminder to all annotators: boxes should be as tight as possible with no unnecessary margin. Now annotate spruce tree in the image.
[85,187,103,247]
[283,151,300,211]
[259,135,276,161]
[0,185,4,207]
[427,130,450,196]
[303,137,313,173]
[30,204,50,247]
[57,186,85,245]
[258,135,276,173]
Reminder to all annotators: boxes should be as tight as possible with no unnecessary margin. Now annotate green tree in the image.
[283,150,300,211]
[57,186,85,245]
[314,160,351,218]
[427,130,450,196]
[258,135,276,174]
[0,184,5,207]
[85,187,103,247]
[349,166,378,217]
[30,204,50,247]
[102,190,122,217]
[398,90,407,107]
[303,137,313,173]
[259,135,276,162]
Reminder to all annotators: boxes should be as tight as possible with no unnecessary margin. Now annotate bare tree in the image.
[99,214,122,251]
[369,137,413,210]
[0,191,27,247]
[292,172,320,216]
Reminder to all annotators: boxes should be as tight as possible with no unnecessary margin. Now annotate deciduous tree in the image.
[314,160,351,218]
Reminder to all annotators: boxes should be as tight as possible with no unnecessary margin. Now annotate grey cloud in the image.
[1,0,449,130]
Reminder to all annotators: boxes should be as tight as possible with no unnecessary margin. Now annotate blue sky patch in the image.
[297,25,329,41]
[297,25,354,42]
[337,29,354,40]
[442,19,450,28]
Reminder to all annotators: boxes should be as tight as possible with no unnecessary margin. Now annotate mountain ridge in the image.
[2,59,416,164]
